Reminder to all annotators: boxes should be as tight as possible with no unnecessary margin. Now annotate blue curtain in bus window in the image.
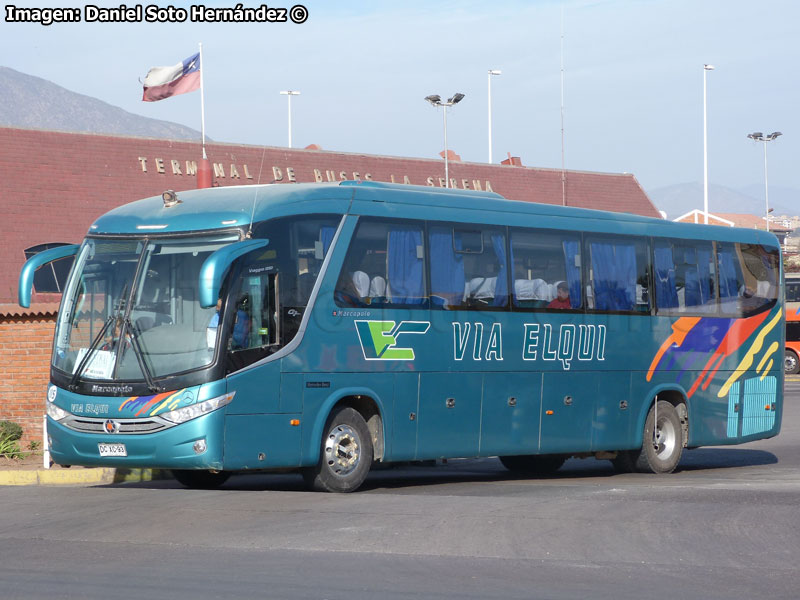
[654,242,678,309]
[429,226,464,307]
[562,239,581,309]
[388,227,424,304]
[718,246,740,299]
[684,269,701,307]
[320,226,336,256]
[679,246,700,307]
[697,247,712,304]
[591,242,636,311]
[491,233,508,307]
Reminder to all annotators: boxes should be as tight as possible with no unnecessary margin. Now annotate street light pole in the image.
[747,131,782,232]
[488,70,501,163]
[703,64,714,224]
[424,93,465,188]
[442,104,449,185]
[279,90,300,148]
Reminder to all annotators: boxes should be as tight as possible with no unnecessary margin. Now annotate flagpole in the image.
[196,42,212,188]
[199,41,207,160]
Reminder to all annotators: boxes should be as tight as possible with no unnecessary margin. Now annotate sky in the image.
[2,0,798,199]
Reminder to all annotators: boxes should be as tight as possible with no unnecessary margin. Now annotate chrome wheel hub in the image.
[324,424,361,476]
[653,416,677,459]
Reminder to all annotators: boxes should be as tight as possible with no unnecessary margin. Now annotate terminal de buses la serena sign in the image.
[136,156,497,192]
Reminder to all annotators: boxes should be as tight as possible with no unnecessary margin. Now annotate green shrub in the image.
[0,437,23,459]
[0,421,24,459]
[0,421,23,442]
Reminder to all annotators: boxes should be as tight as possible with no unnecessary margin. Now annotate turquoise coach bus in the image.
[19,182,784,492]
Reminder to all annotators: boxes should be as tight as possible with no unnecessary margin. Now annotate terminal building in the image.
[0,125,660,443]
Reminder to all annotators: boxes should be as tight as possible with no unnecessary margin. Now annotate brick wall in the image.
[0,313,55,446]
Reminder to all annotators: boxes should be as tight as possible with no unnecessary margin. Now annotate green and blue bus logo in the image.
[355,320,430,360]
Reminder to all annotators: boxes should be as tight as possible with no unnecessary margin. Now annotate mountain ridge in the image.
[0,66,203,141]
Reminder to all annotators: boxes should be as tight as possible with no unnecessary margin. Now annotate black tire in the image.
[171,469,231,489]
[785,350,800,375]
[621,400,684,474]
[499,454,566,476]
[302,407,373,493]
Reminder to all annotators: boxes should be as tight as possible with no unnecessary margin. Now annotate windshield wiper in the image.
[124,317,161,393]
[69,315,115,390]
[70,282,130,390]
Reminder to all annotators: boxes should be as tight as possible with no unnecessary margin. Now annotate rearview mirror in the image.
[18,244,79,308]
[198,239,269,308]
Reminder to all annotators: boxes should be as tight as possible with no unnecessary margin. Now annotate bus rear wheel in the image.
[171,469,231,489]
[616,400,683,474]
[785,350,800,375]
[499,454,566,476]
[302,407,373,493]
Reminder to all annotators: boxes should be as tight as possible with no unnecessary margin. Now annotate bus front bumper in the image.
[46,409,225,470]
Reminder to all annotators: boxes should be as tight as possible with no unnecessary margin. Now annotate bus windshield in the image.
[53,233,240,382]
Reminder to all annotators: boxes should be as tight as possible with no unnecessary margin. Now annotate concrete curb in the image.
[0,467,169,486]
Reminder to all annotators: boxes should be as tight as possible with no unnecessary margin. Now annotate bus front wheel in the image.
[171,469,231,489]
[302,406,373,493]
[785,350,800,375]
[614,400,683,474]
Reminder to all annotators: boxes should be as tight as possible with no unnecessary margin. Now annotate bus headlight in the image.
[46,385,70,421]
[46,402,70,422]
[160,392,235,424]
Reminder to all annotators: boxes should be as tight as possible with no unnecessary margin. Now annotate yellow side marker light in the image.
[545,410,554,416]
[290,419,300,426]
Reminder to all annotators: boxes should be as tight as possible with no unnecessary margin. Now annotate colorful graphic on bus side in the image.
[119,388,196,417]
[354,320,431,360]
[647,310,781,398]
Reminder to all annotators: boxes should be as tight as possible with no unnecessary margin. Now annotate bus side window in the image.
[737,242,780,315]
[786,281,800,303]
[428,224,509,310]
[586,235,651,314]
[335,218,426,308]
[510,229,582,311]
[588,238,637,312]
[717,241,778,317]
[655,239,715,315]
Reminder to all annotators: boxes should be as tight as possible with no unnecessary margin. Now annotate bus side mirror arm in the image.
[198,239,269,308]
[18,244,80,308]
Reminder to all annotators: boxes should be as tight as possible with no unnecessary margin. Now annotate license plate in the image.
[98,443,127,457]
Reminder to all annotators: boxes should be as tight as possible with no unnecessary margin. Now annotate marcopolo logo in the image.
[355,320,430,360]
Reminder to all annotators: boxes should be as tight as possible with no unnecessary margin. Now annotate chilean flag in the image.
[142,53,200,102]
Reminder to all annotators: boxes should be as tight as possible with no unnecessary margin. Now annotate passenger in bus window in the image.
[334,271,365,307]
[547,281,571,309]
[231,294,251,349]
[207,297,222,349]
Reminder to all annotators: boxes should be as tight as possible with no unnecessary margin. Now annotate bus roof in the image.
[88,181,780,247]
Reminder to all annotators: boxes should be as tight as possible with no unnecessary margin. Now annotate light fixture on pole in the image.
[424,93,465,188]
[747,131,782,232]
[702,64,714,224]
[279,90,300,148]
[487,70,501,163]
